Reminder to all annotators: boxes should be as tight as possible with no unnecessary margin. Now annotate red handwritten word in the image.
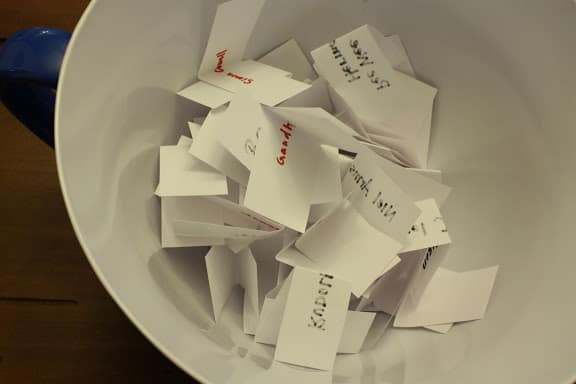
[214,49,254,84]
[226,72,254,85]
[276,121,294,166]
[214,49,227,73]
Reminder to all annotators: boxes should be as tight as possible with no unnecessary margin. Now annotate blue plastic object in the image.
[0,28,72,147]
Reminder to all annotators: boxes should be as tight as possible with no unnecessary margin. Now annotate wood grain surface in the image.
[0,0,92,36]
[0,2,195,383]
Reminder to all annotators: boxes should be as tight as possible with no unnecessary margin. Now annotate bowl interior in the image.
[56,0,576,382]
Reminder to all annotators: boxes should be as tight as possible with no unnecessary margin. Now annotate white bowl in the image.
[55,0,576,382]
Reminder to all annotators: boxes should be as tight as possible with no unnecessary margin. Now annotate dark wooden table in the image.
[0,2,194,382]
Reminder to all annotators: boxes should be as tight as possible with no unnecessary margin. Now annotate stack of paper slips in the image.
[157,0,499,372]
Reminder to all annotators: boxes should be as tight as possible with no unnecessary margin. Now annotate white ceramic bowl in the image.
[55,0,576,382]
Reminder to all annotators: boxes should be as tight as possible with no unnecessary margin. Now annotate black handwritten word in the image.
[347,164,372,197]
[326,39,392,91]
[244,127,261,156]
[371,191,397,222]
[349,39,391,90]
[422,246,438,270]
[408,222,427,236]
[367,70,391,90]
[329,41,361,83]
[347,165,398,222]
[214,49,227,73]
[349,39,374,67]
[308,273,334,331]
[276,121,294,166]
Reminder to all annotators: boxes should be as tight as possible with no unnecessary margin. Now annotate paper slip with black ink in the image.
[256,272,375,354]
[311,25,437,139]
[310,25,395,93]
[256,298,375,354]
[402,199,451,253]
[205,246,259,334]
[341,151,421,244]
[201,60,310,106]
[215,91,264,170]
[274,267,351,371]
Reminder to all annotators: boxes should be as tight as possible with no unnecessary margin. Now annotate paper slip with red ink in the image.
[178,0,310,108]
[195,104,348,233]
[212,88,336,173]
[243,109,322,232]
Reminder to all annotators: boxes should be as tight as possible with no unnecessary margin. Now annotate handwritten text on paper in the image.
[347,164,398,222]
[276,121,294,166]
[214,50,254,84]
[308,273,335,331]
[329,39,391,90]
